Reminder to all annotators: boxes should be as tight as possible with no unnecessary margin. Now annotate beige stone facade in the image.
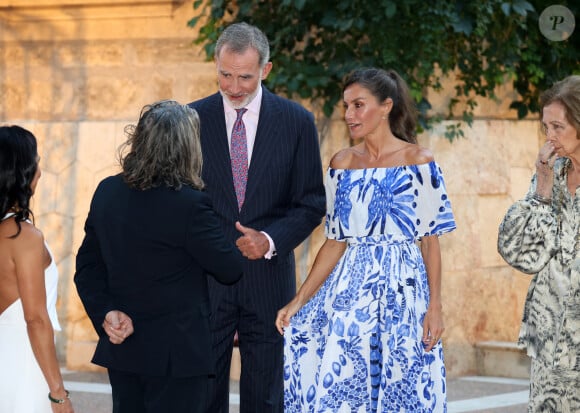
[1,0,541,376]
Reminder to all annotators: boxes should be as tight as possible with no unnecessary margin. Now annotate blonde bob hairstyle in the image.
[540,75,580,139]
[120,100,204,191]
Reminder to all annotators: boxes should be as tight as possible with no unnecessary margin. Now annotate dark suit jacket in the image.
[189,87,325,265]
[74,174,243,378]
[190,87,326,318]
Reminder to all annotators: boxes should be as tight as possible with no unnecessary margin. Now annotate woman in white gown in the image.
[0,125,74,413]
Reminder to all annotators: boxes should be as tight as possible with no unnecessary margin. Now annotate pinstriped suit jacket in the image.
[189,87,325,264]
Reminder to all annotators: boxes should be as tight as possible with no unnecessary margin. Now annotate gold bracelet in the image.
[48,390,70,404]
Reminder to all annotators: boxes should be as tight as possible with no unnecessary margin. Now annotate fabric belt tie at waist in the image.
[346,235,412,246]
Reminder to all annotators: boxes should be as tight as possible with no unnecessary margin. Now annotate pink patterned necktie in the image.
[231,108,248,210]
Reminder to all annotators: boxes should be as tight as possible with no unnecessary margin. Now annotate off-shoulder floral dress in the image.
[498,157,580,412]
[284,162,456,413]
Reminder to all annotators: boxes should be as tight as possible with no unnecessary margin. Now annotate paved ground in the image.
[63,369,528,412]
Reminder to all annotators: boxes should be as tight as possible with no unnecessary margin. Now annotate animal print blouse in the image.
[498,157,580,371]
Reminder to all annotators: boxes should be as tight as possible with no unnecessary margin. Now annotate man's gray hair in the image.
[216,22,270,67]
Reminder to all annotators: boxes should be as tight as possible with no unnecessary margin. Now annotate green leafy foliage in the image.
[189,0,579,140]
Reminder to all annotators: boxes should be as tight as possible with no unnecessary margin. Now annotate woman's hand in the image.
[422,303,445,352]
[535,141,557,197]
[275,297,304,335]
[49,390,74,412]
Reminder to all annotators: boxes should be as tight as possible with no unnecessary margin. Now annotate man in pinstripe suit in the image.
[188,23,325,413]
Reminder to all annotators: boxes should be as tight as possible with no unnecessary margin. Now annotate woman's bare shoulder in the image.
[405,145,435,165]
[329,145,363,169]
[0,219,44,250]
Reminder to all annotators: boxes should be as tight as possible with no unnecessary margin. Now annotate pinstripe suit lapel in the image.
[201,94,239,212]
[245,88,281,208]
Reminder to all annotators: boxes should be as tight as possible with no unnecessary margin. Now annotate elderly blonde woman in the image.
[498,75,580,412]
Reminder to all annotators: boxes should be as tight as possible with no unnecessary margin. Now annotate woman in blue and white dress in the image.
[0,125,74,413]
[276,68,456,413]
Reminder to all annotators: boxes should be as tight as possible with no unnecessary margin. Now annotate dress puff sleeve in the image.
[497,174,559,274]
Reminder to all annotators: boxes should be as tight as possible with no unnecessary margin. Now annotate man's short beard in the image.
[221,81,261,109]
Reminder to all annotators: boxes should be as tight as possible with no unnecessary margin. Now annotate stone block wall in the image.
[0,0,542,376]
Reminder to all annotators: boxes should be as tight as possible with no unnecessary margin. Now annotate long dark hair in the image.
[343,68,418,143]
[0,125,38,237]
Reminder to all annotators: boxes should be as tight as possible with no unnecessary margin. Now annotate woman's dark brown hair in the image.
[0,125,38,237]
[343,68,418,143]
